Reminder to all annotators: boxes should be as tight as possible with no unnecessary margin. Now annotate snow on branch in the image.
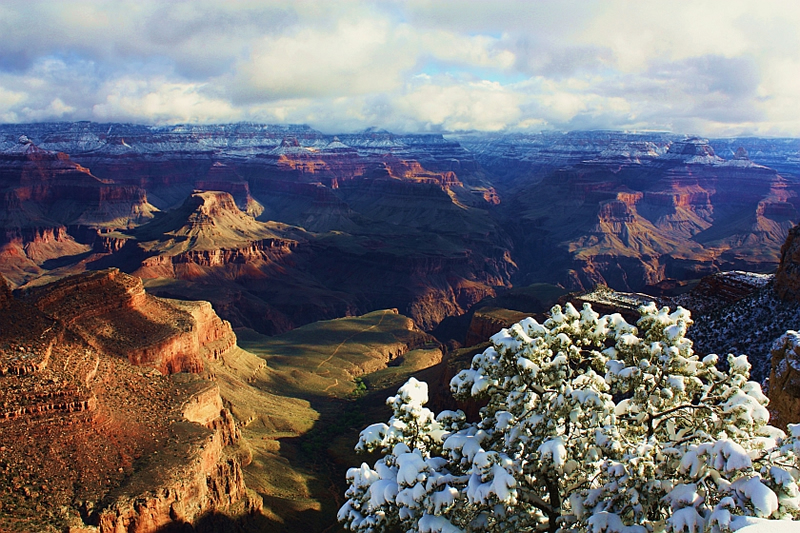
[339,302,800,532]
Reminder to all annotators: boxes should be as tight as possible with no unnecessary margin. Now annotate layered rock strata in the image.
[23,269,237,374]
[0,271,260,533]
[508,137,798,291]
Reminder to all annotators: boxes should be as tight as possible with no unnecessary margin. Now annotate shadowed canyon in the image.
[1,122,800,532]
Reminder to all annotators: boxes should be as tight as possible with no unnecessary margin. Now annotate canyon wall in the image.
[1,123,798,336]
[0,270,259,532]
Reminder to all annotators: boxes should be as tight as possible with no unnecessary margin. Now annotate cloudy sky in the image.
[0,0,798,136]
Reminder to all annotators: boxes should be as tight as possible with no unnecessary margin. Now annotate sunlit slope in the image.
[222,309,442,531]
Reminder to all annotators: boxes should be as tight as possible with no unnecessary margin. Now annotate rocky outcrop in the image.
[0,268,260,533]
[26,268,148,319]
[92,382,260,533]
[0,139,156,235]
[464,307,534,347]
[196,164,264,217]
[668,271,772,316]
[507,135,798,292]
[766,225,800,428]
[169,299,238,362]
[561,286,659,324]
[775,224,800,301]
[0,139,158,286]
[139,238,297,271]
[769,331,800,428]
[382,155,463,190]
[97,191,302,281]
[23,269,237,375]
[257,136,371,188]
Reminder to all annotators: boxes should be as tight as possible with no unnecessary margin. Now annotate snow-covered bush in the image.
[338,303,800,532]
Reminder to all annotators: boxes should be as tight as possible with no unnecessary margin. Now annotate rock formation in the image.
[22,269,237,374]
[1,123,798,334]
[765,222,800,427]
[669,271,772,316]
[769,331,800,428]
[774,224,800,301]
[0,137,156,234]
[464,307,533,347]
[82,190,512,334]
[0,270,260,532]
[0,138,157,287]
[505,136,798,291]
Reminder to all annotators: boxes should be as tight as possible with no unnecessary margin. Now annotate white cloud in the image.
[418,31,516,70]
[0,1,797,135]
[227,17,416,101]
[20,98,75,121]
[395,77,523,131]
[92,78,241,124]
[0,85,24,122]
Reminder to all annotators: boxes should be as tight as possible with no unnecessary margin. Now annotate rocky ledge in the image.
[769,331,800,429]
[21,269,237,374]
[0,271,259,533]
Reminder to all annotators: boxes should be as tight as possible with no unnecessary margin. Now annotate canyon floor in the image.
[0,270,449,532]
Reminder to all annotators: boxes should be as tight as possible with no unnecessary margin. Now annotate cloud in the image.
[92,78,241,124]
[0,1,797,135]
[226,16,416,102]
[0,85,25,122]
[394,77,523,131]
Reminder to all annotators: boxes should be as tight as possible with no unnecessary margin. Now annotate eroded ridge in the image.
[0,271,260,533]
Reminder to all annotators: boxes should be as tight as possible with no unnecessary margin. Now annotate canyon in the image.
[0,124,514,334]
[0,268,444,532]
[2,122,800,531]
[0,269,262,532]
[2,124,797,323]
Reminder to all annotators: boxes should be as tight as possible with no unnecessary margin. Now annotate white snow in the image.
[734,477,779,518]
[732,516,800,532]
[396,451,428,487]
[419,513,464,533]
[668,506,706,532]
[538,437,567,470]
[666,483,702,510]
[340,301,800,533]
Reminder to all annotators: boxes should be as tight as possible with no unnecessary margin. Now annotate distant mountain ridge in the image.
[1,122,798,334]
[502,136,799,290]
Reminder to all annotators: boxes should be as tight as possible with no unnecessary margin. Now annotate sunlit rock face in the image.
[0,269,259,532]
[0,138,158,287]
[0,137,156,232]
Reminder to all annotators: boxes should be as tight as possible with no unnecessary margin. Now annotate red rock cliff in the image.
[0,269,259,533]
[23,269,237,375]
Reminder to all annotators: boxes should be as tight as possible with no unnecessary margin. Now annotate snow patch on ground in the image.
[689,281,800,384]
[732,516,800,532]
